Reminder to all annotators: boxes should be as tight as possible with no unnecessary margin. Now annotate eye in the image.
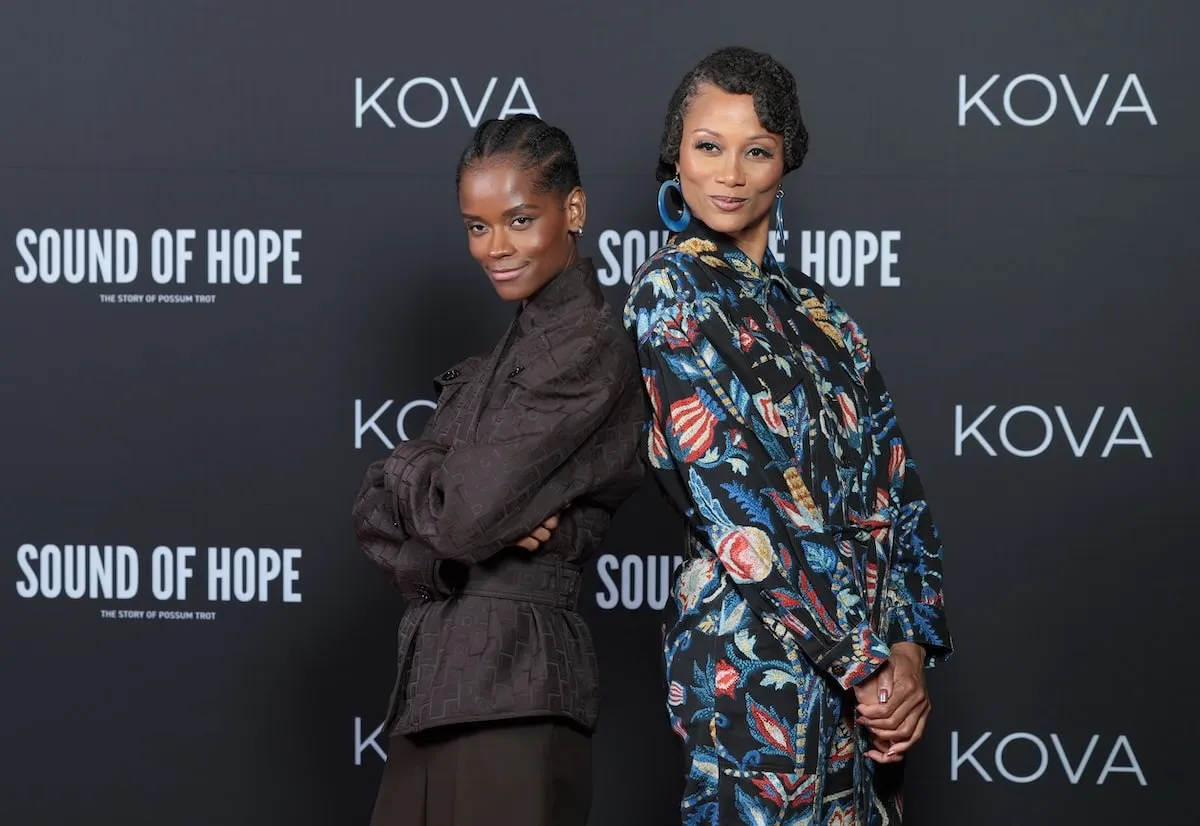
[748,147,775,159]
[694,140,720,153]
[465,223,486,235]
[511,215,534,228]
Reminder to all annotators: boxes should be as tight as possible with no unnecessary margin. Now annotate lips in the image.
[488,263,528,282]
[710,195,747,211]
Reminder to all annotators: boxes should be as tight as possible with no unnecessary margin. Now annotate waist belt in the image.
[459,553,581,610]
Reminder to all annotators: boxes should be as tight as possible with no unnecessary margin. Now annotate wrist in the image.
[890,641,926,668]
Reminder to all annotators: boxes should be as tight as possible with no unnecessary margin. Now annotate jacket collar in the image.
[669,219,787,304]
[515,257,602,335]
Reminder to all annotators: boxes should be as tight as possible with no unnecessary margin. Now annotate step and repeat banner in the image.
[2,2,1195,824]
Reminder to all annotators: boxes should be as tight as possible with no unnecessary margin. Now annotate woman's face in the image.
[676,84,785,248]
[458,158,585,303]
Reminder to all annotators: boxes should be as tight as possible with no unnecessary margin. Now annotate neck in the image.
[726,215,771,268]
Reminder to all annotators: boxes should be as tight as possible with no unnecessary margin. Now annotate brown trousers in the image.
[368,718,592,826]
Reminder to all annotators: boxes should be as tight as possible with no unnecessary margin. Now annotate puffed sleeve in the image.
[382,316,639,565]
[862,356,953,666]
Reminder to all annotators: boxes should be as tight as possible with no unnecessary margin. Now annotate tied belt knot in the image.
[415,552,582,611]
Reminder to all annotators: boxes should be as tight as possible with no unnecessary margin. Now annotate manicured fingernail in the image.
[879,690,889,703]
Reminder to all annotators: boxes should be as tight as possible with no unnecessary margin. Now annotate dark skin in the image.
[675,83,782,266]
[676,83,931,763]
[457,156,586,548]
[459,157,586,304]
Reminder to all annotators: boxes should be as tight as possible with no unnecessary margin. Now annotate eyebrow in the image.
[461,202,542,220]
[691,127,779,143]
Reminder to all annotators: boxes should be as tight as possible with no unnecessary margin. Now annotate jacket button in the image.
[416,585,432,601]
[507,366,524,378]
[441,369,460,380]
[830,663,846,677]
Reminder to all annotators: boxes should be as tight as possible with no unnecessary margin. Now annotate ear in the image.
[565,186,587,234]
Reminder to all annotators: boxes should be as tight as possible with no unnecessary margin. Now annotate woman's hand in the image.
[513,514,561,552]
[852,642,930,764]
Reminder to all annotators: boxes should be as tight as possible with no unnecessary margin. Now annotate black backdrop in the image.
[2,2,1195,824]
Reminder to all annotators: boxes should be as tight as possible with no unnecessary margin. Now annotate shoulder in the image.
[622,237,719,335]
[528,299,636,383]
[782,266,875,370]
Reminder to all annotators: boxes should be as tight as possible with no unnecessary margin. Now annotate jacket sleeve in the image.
[383,320,635,564]
[351,458,457,599]
[624,265,889,690]
[863,358,953,666]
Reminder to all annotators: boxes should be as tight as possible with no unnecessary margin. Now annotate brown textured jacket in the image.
[352,259,644,736]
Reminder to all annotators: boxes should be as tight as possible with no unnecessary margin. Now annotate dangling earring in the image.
[658,175,691,232]
[774,188,786,258]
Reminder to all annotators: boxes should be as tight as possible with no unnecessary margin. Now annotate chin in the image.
[693,208,755,236]
[491,281,534,303]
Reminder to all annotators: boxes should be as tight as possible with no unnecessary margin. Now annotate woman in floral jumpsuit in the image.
[623,47,953,825]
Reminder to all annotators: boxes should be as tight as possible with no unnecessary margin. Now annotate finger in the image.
[532,527,552,543]
[875,717,917,743]
[876,665,895,705]
[859,683,924,723]
[864,748,904,764]
[543,515,560,530]
[858,672,919,714]
[887,708,930,755]
[865,693,925,732]
[515,537,539,551]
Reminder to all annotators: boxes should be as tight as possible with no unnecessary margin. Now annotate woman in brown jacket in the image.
[352,114,645,826]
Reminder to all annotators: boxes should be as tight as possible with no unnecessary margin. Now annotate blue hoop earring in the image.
[774,188,786,258]
[658,177,691,232]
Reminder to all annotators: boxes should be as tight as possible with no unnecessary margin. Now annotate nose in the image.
[715,154,746,188]
[487,228,515,259]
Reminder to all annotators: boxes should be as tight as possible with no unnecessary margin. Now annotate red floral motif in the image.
[672,717,688,740]
[643,374,671,465]
[715,527,774,583]
[642,373,663,417]
[738,326,755,353]
[748,697,794,758]
[864,560,878,601]
[875,487,890,511]
[754,393,788,436]
[831,733,856,763]
[836,391,858,432]
[668,393,719,462]
[715,660,739,698]
[889,440,906,481]
[662,312,699,351]
[827,804,858,826]
[751,774,786,806]
[766,490,810,530]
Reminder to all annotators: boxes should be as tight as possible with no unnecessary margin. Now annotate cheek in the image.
[465,234,489,263]
[514,225,559,262]
[751,165,784,195]
[677,148,710,183]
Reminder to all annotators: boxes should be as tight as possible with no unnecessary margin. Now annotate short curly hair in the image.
[656,46,809,183]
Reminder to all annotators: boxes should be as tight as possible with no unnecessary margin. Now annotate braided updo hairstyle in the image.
[656,46,809,183]
[456,113,582,197]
